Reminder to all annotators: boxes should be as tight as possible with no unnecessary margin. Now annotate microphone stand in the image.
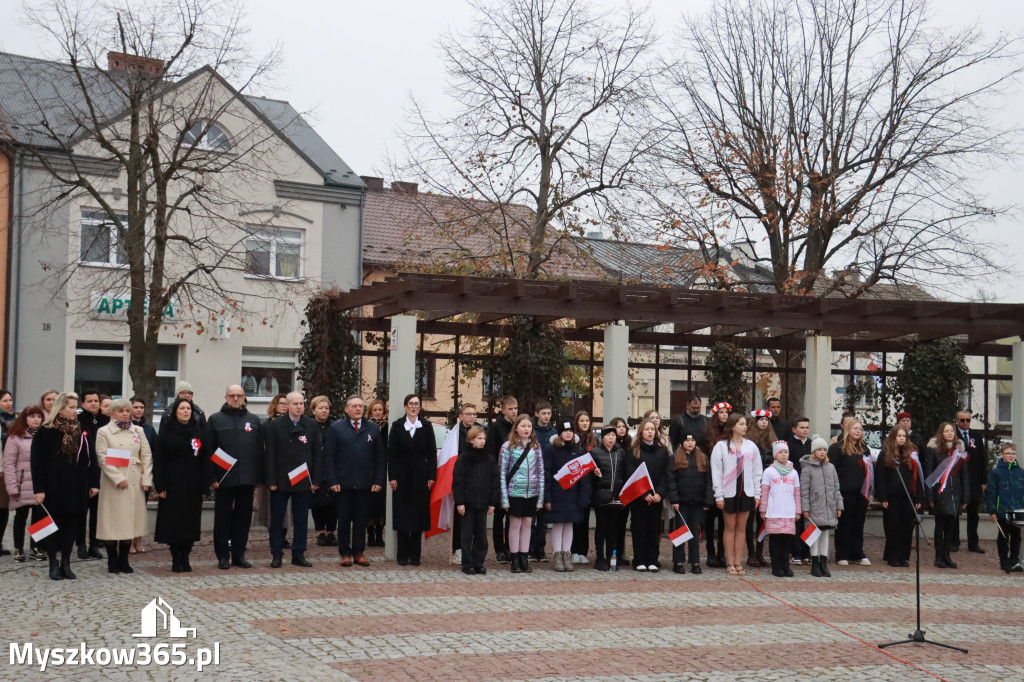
[878,458,968,653]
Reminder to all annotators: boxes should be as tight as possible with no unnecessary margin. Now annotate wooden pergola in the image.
[330,273,1024,441]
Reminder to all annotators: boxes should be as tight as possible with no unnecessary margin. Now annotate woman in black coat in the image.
[366,399,389,547]
[828,419,872,566]
[924,422,971,569]
[309,396,337,547]
[30,392,99,580]
[387,394,437,565]
[154,398,208,572]
[875,425,922,568]
[590,425,625,571]
[626,418,671,571]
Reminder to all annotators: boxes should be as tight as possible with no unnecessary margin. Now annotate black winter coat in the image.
[667,452,714,507]
[874,457,921,506]
[387,418,438,532]
[543,441,593,523]
[205,405,264,487]
[78,410,109,470]
[669,412,708,450]
[264,415,322,492]
[487,415,514,460]
[154,417,207,544]
[624,441,670,505]
[959,428,988,502]
[452,443,500,509]
[324,419,386,491]
[787,436,812,474]
[828,443,870,496]
[925,443,971,517]
[30,424,96,514]
[589,444,625,507]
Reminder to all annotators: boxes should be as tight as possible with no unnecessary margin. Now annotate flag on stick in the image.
[29,510,58,542]
[211,448,237,471]
[288,462,310,486]
[105,448,131,467]
[757,522,767,543]
[801,520,822,546]
[426,427,459,539]
[554,454,596,490]
[669,521,693,547]
[619,462,653,506]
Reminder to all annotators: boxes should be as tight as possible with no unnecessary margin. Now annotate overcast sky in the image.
[2,0,1022,302]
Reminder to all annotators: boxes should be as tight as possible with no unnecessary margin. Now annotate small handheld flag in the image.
[288,462,310,486]
[211,448,237,471]
[29,511,58,542]
[554,454,596,490]
[669,511,694,546]
[801,520,822,546]
[105,448,131,467]
[757,522,767,543]
[619,462,654,506]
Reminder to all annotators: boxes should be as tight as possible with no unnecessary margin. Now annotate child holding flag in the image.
[544,421,593,572]
[453,426,499,575]
[759,441,801,577]
[667,434,713,574]
[590,424,625,571]
[624,418,671,571]
[799,436,843,577]
[499,415,545,574]
[924,422,970,569]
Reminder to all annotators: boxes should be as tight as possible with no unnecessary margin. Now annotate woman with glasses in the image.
[387,394,436,565]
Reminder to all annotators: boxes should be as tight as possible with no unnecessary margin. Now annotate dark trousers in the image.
[835,493,867,561]
[996,518,1022,566]
[213,485,255,561]
[671,504,705,565]
[270,490,310,557]
[768,533,793,569]
[882,498,914,564]
[336,488,369,556]
[461,508,489,568]
[964,498,981,547]
[312,505,337,533]
[43,508,79,560]
[745,511,764,560]
[451,512,462,552]
[529,516,547,555]
[615,505,630,559]
[0,508,7,548]
[396,531,422,563]
[704,506,725,559]
[492,506,509,555]
[76,493,98,547]
[792,518,810,559]
[570,508,591,556]
[933,513,959,556]
[630,501,662,567]
[594,505,622,561]
[12,506,39,551]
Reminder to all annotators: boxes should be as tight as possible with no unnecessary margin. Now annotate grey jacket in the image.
[799,454,844,529]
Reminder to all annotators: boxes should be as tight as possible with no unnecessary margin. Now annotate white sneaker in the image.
[859,557,871,566]
[837,560,849,566]
[635,564,648,571]
[791,557,802,565]
[450,550,461,565]
[571,553,588,564]
[647,564,659,572]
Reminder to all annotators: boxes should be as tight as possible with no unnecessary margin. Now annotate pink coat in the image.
[3,433,36,510]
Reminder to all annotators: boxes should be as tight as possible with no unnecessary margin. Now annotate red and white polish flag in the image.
[105,448,131,467]
[555,453,596,490]
[757,523,767,543]
[29,514,58,542]
[211,448,237,471]
[669,522,694,547]
[619,462,654,506]
[801,520,822,546]
[288,462,310,486]
[426,427,460,539]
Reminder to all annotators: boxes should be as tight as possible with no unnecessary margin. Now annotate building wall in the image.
[0,151,9,384]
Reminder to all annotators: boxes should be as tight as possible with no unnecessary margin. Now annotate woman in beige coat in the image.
[96,398,153,574]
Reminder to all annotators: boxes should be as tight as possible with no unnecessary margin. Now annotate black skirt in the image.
[508,496,540,517]
[723,470,755,513]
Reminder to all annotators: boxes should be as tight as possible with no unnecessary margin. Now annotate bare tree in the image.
[644,0,1022,297]
[7,0,290,416]
[396,0,657,277]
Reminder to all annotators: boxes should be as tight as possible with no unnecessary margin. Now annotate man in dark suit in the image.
[955,410,988,553]
[325,395,386,567]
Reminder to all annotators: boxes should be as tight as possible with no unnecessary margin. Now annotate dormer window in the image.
[183,121,231,152]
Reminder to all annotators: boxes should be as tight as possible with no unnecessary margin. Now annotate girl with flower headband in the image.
[759,440,801,577]
[701,401,733,568]
[710,412,763,575]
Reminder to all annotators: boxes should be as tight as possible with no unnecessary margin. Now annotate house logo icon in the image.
[133,597,197,639]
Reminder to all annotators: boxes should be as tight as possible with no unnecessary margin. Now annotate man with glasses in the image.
[163,381,207,430]
[206,385,264,569]
[955,410,988,554]
[986,443,1023,573]
[450,403,482,564]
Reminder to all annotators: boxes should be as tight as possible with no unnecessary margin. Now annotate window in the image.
[183,121,231,152]
[245,227,302,279]
[241,348,297,400]
[416,357,436,400]
[997,394,1012,424]
[80,210,127,266]
[73,343,179,414]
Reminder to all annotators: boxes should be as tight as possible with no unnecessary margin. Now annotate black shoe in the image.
[673,563,686,575]
[528,550,545,562]
[326,533,338,547]
[784,567,794,577]
[690,563,702,575]
[291,554,313,567]
[706,555,724,568]
[119,559,134,574]
[934,557,947,568]
[772,567,785,577]
[49,559,64,581]
[810,557,823,577]
[475,566,487,575]
[87,545,104,560]
[14,548,26,562]
[270,554,283,568]
[900,560,910,567]
[218,557,230,570]
[1010,563,1024,573]
[231,556,253,569]
[510,553,522,574]
[593,558,610,571]
[182,553,192,572]
[77,545,89,560]
[0,547,9,556]
[496,550,510,563]
[968,545,986,554]
[949,543,960,552]
[30,547,47,561]
[819,558,832,577]
[59,555,76,579]
[172,551,183,573]
[317,533,328,547]
[945,554,958,569]
[522,553,533,572]
[462,566,475,575]
[108,555,120,574]
[281,537,291,549]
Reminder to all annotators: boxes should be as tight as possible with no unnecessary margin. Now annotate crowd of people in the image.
[2,385,1022,581]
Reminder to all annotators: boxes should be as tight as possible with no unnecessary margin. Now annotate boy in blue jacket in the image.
[986,442,1024,573]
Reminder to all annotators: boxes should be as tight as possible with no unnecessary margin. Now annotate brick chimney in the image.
[107,51,165,76]
[359,176,385,191]
[391,181,418,195]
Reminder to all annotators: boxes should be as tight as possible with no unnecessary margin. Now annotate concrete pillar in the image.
[385,315,417,560]
[1014,340,1024,445]
[603,323,629,424]
[804,334,833,439]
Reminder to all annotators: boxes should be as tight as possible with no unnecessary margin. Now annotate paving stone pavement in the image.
[2,527,1022,681]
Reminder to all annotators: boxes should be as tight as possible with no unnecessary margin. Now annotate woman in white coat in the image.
[96,398,153,574]
[710,413,763,576]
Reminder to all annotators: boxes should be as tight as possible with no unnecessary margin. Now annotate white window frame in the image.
[73,343,179,406]
[80,210,129,268]
[183,121,232,153]
[241,347,298,405]
[244,227,304,280]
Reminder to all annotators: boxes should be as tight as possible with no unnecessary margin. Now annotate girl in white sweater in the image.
[759,441,802,578]
[710,414,763,576]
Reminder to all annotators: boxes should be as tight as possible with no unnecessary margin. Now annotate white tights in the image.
[810,528,831,557]
[550,522,574,552]
[508,516,533,553]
